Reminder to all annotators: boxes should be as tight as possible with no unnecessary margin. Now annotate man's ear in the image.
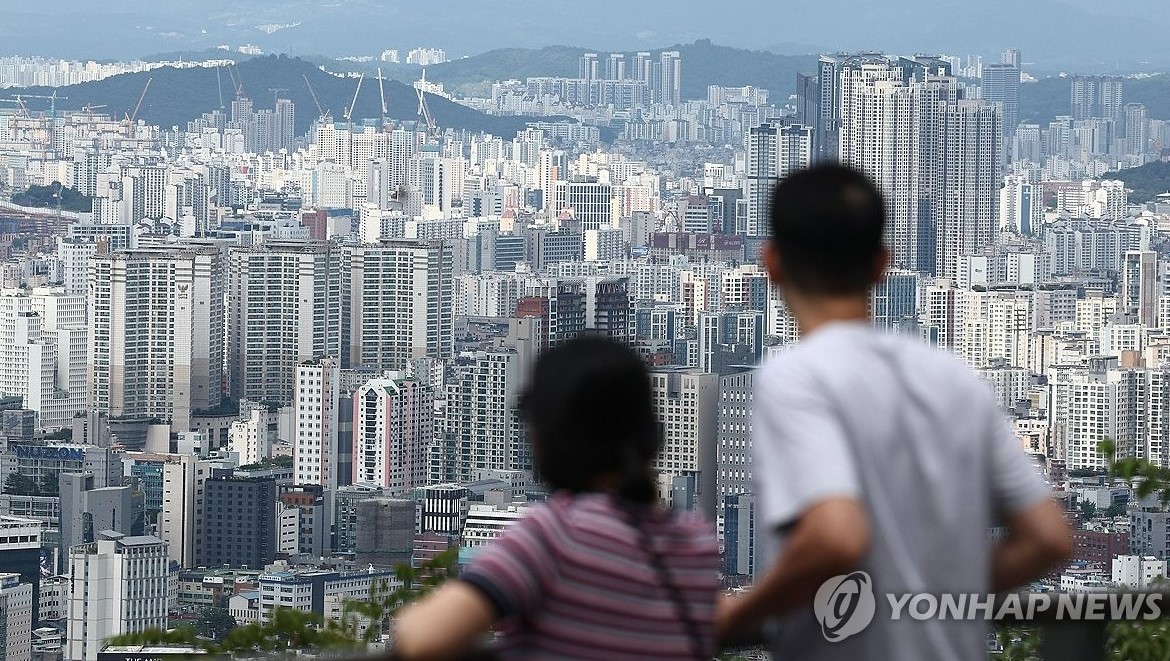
[872,246,890,284]
[761,241,784,286]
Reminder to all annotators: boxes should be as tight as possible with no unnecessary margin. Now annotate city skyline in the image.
[0,26,1169,658]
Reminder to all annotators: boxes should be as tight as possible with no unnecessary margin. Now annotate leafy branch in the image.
[1098,439,1170,506]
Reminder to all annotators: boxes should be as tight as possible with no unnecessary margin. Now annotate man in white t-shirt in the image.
[716,164,1071,660]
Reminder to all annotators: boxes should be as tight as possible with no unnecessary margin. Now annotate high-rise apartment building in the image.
[836,54,1000,275]
[349,240,454,372]
[352,376,434,490]
[839,61,923,270]
[293,358,341,489]
[1071,76,1124,121]
[442,349,523,483]
[67,532,168,661]
[999,175,1043,236]
[579,53,599,84]
[227,241,346,403]
[1122,251,1158,327]
[1124,103,1149,155]
[937,100,1003,280]
[0,288,87,430]
[658,51,682,105]
[88,246,224,431]
[981,63,1020,140]
[743,123,812,237]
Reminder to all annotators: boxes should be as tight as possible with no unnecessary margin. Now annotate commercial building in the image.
[66,532,169,661]
[201,476,277,570]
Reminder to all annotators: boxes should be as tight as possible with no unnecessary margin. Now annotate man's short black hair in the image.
[768,164,886,295]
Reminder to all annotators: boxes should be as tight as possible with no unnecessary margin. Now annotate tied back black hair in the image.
[518,336,660,503]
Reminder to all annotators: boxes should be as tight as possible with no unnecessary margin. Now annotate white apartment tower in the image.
[294,358,341,489]
[227,241,346,404]
[938,100,1003,280]
[0,288,87,430]
[67,533,168,661]
[743,123,813,237]
[349,240,454,372]
[353,376,434,490]
[88,246,224,431]
[443,349,523,483]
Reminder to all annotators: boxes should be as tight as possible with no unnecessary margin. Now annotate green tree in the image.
[1098,439,1170,659]
[3,472,38,496]
[994,625,1039,661]
[1104,502,1127,518]
[194,606,237,642]
[38,472,58,497]
[1078,500,1097,522]
[331,546,460,643]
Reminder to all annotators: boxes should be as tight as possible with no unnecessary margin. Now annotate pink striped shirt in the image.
[460,491,721,660]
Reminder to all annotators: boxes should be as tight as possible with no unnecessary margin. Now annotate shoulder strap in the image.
[627,506,708,659]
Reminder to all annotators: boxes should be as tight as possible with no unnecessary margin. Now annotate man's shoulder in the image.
[759,329,983,390]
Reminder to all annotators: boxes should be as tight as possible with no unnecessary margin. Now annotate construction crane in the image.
[0,98,28,116]
[215,66,225,110]
[302,74,331,123]
[227,64,245,100]
[415,71,439,140]
[13,91,68,118]
[81,103,107,113]
[343,73,364,125]
[125,77,153,128]
[377,68,388,128]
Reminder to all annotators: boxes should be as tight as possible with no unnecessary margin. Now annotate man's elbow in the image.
[814,519,870,574]
[1038,518,1073,566]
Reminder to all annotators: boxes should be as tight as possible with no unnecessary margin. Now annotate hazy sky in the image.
[3,0,1167,70]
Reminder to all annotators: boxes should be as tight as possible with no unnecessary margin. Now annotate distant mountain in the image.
[1103,161,1170,203]
[1019,74,1170,125]
[7,56,553,137]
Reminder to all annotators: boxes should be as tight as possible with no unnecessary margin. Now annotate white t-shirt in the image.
[753,321,1051,661]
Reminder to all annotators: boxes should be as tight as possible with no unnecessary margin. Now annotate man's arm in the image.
[717,497,870,639]
[991,498,1072,593]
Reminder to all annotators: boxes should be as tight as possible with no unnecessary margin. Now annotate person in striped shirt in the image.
[392,337,721,660]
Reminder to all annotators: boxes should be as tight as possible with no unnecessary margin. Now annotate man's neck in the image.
[788,295,871,337]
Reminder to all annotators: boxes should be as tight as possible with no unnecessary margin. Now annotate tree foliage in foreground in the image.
[105,547,459,653]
